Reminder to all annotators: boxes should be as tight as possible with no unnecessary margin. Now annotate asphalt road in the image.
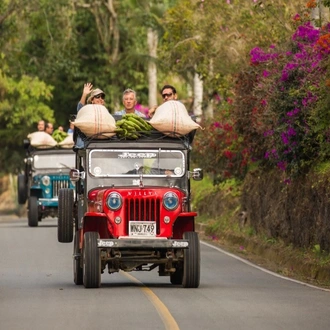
[1,216,330,330]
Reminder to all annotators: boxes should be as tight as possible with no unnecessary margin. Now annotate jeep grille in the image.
[53,180,71,198]
[125,197,161,235]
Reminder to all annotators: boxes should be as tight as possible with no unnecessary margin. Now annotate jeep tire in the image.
[83,232,101,288]
[58,188,74,243]
[17,174,27,205]
[182,232,200,288]
[28,196,39,227]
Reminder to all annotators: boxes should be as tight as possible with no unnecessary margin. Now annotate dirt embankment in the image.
[195,168,330,288]
[0,175,17,213]
[241,169,330,252]
[0,174,25,217]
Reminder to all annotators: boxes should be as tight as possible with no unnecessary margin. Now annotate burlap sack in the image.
[73,104,116,138]
[58,133,74,148]
[27,131,57,148]
[149,101,201,137]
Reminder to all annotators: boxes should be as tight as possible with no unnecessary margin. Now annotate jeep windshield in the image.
[33,153,76,170]
[89,149,185,177]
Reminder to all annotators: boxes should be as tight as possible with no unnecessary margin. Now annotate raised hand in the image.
[83,83,93,96]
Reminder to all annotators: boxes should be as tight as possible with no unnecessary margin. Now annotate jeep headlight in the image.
[42,175,51,186]
[163,192,179,211]
[106,192,122,211]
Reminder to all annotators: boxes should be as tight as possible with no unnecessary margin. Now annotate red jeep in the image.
[58,125,203,288]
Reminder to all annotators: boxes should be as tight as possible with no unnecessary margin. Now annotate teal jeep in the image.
[18,140,76,227]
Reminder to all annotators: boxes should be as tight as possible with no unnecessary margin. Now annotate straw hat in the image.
[87,88,105,104]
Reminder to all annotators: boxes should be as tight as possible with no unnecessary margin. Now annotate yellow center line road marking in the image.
[121,272,180,330]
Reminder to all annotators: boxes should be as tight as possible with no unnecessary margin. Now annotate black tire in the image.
[170,266,183,285]
[83,232,101,288]
[17,174,27,205]
[28,196,39,227]
[182,232,200,288]
[58,189,74,243]
[73,231,83,285]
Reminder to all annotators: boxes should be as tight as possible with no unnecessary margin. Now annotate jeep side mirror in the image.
[70,169,85,182]
[23,139,30,150]
[192,168,203,181]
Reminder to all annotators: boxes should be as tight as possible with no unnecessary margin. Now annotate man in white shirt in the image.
[115,89,145,117]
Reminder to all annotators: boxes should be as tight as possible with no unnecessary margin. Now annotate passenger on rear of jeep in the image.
[114,89,146,117]
[74,83,107,148]
[148,85,178,118]
[77,83,106,112]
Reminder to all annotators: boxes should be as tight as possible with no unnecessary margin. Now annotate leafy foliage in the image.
[233,18,330,178]
[192,98,249,184]
[0,68,54,173]
[159,0,302,94]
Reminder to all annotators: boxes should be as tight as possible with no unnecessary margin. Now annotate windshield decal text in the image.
[118,152,157,159]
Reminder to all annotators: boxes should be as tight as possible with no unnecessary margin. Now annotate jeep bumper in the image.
[97,238,189,249]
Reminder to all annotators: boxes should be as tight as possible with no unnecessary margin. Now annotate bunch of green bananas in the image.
[52,129,68,143]
[115,114,153,139]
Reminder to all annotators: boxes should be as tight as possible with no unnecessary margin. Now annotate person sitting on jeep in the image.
[37,120,45,131]
[74,83,106,148]
[44,122,54,135]
[148,85,178,118]
[77,83,106,112]
[114,89,145,117]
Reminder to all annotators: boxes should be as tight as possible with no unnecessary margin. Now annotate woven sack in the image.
[27,131,57,148]
[149,100,201,137]
[73,104,116,139]
[58,133,74,149]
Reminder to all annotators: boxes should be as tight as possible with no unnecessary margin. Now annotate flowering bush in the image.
[233,19,330,177]
[192,2,330,183]
[192,98,249,184]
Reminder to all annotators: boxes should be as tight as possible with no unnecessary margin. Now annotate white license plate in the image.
[129,221,156,237]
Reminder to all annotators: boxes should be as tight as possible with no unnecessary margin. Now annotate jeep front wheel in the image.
[182,232,200,288]
[28,196,39,227]
[83,232,101,288]
[58,189,74,243]
[17,174,27,205]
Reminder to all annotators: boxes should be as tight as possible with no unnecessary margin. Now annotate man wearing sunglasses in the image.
[148,84,178,118]
[74,83,107,148]
[77,83,106,112]
[160,85,178,102]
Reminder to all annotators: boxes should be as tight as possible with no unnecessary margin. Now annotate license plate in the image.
[129,221,156,237]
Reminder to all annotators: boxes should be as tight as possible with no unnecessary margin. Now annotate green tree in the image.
[0,67,54,173]
[159,0,304,115]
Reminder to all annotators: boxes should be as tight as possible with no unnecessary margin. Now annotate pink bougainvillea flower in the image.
[293,14,300,21]
[263,70,270,77]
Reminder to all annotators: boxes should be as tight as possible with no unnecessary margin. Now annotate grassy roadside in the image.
[191,175,330,289]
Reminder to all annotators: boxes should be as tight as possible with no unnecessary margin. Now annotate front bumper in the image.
[97,238,189,249]
[38,198,59,208]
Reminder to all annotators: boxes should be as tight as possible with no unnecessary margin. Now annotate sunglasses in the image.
[94,94,105,100]
[162,92,173,99]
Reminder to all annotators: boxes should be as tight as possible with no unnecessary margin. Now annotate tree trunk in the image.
[311,0,330,25]
[147,28,158,108]
[205,59,214,119]
[205,98,214,119]
[193,72,203,122]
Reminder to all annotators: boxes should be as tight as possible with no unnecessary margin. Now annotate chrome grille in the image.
[53,180,71,198]
[125,197,161,235]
